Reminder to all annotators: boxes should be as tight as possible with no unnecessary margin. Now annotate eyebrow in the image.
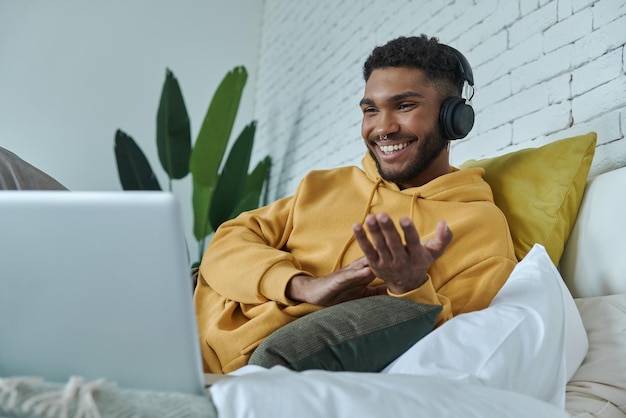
[359,91,425,107]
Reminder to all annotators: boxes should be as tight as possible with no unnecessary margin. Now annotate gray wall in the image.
[254,0,626,201]
[0,0,264,253]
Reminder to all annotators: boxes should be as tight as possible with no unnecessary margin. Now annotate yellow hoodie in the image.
[194,153,517,374]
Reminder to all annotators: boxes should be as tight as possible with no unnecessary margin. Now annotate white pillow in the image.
[210,366,570,418]
[382,244,588,408]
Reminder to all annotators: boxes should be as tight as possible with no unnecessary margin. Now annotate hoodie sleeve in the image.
[388,255,517,326]
[387,274,453,324]
[198,190,309,306]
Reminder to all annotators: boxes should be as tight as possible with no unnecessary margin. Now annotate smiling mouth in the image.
[378,141,412,155]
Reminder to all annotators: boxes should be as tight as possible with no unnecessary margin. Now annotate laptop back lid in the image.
[0,191,205,396]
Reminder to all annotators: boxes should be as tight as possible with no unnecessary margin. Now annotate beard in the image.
[368,129,448,185]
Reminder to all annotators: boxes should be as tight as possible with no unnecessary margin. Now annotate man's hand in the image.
[352,213,452,294]
[286,257,386,306]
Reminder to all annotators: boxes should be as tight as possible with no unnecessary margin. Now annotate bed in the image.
[1,131,624,417]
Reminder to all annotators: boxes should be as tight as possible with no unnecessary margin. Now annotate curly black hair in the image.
[363,35,465,97]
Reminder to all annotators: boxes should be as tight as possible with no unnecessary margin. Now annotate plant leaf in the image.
[114,129,161,190]
[156,68,191,181]
[209,121,256,230]
[242,155,272,206]
[189,66,247,188]
[228,156,271,217]
[229,191,261,220]
[192,177,214,241]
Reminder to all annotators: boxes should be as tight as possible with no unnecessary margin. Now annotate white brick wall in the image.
[254,0,626,201]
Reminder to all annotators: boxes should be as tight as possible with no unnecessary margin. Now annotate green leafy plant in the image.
[114,66,272,265]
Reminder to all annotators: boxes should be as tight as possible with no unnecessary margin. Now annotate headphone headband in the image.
[445,45,474,87]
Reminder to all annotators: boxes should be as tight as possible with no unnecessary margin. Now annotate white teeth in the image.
[379,142,409,154]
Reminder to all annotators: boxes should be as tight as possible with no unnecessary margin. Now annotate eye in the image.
[397,102,416,111]
[361,106,378,114]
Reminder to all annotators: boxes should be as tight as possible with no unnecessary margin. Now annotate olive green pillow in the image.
[461,132,596,265]
[248,295,441,372]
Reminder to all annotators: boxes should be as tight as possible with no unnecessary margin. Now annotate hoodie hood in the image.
[361,152,493,203]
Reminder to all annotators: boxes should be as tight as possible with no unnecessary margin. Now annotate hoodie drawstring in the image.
[331,178,383,271]
[409,192,420,220]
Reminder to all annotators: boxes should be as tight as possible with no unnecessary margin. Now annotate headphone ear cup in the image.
[439,96,475,139]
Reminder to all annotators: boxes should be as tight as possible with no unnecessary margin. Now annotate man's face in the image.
[360,67,448,189]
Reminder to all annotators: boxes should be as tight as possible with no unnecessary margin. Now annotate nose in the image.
[374,111,399,138]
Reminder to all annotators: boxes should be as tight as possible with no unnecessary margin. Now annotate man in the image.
[194,35,517,374]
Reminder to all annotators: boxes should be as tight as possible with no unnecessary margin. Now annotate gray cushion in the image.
[0,147,67,190]
[249,295,441,372]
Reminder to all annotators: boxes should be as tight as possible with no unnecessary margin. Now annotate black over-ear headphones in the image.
[439,45,475,140]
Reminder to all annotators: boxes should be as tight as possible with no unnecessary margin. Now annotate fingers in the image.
[350,215,453,295]
[376,213,406,253]
[345,255,369,269]
[400,217,452,260]
[353,222,378,261]
[399,216,421,249]
[423,220,453,259]
[353,213,405,262]
[290,262,377,306]
[355,215,452,262]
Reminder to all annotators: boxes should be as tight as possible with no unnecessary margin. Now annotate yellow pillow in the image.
[461,132,596,265]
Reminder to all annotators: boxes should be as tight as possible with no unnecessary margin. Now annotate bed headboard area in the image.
[559,165,626,298]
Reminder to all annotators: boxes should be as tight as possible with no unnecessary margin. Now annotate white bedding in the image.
[211,367,569,418]
[566,293,626,417]
[210,245,584,416]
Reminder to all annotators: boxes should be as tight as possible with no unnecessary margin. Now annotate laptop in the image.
[0,191,206,396]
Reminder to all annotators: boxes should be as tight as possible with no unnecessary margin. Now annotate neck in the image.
[397,149,451,189]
